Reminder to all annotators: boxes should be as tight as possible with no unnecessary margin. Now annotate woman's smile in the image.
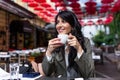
[58,27,65,33]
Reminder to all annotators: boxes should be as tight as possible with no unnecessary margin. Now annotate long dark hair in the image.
[54,10,86,75]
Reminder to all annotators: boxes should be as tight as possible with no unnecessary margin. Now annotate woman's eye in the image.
[62,20,66,23]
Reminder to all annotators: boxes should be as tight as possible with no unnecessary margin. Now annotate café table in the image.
[105,53,120,64]
[0,73,114,80]
[0,73,42,80]
[0,76,114,80]
[104,53,120,71]
[36,76,114,80]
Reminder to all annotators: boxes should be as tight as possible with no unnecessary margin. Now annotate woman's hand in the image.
[46,38,63,56]
[67,33,83,53]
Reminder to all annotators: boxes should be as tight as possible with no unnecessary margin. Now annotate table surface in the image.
[36,76,114,80]
[0,73,114,80]
[0,74,42,80]
[105,53,120,64]
[0,54,10,57]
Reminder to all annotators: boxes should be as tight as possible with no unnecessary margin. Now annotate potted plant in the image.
[92,30,105,47]
[29,48,45,63]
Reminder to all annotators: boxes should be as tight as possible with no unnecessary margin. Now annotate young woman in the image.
[42,10,95,78]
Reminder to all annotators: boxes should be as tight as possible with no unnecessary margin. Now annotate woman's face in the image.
[56,16,72,34]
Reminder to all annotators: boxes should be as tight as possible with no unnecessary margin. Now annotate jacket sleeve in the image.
[75,37,95,78]
[42,54,55,76]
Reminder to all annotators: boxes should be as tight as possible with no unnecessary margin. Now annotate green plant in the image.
[104,34,115,45]
[92,30,105,47]
[30,52,43,57]
[92,30,116,47]
[108,12,120,44]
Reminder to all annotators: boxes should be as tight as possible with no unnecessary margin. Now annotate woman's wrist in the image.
[77,45,83,54]
[46,49,51,56]
[46,46,53,56]
[46,50,53,61]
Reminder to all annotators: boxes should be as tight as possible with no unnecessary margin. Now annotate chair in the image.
[92,47,104,64]
[0,52,10,71]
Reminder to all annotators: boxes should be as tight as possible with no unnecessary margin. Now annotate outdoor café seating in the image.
[0,47,115,80]
[92,47,104,64]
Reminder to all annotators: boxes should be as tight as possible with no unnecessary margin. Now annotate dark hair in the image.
[54,10,86,75]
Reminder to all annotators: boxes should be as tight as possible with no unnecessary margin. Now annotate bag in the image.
[19,61,33,74]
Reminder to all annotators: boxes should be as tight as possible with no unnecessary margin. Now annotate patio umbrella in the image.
[79,20,86,26]
[86,20,94,26]
[85,0,96,7]
[34,6,44,11]
[35,0,46,3]
[85,0,97,15]
[58,6,67,11]
[86,6,96,15]
[104,15,113,25]
[96,19,103,25]
[51,0,63,2]
[99,5,111,13]
[28,2,39,7]
[69,2,80,8]
[45,12,53,17]
[111,1,120,12]
[101,0,114,4]
[40,3,51,7]
[74,11,82,15]
[72,8,81,11]
[22,0,33,2]
[46,7,56,12]
[55,2,65,7]
[67,0,79,2]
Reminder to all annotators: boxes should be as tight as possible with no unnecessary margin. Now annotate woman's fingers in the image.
[49,38,60,45]
[48,38,63,52]
[68,33,76,44]
[68,39,77,46]
[68,33,80,49]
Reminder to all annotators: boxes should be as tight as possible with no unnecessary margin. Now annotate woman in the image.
[42,10,95,78]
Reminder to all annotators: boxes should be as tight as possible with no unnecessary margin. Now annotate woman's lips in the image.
[59,29,64,33]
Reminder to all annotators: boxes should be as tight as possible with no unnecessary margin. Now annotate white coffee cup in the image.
[58,34,68,44]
